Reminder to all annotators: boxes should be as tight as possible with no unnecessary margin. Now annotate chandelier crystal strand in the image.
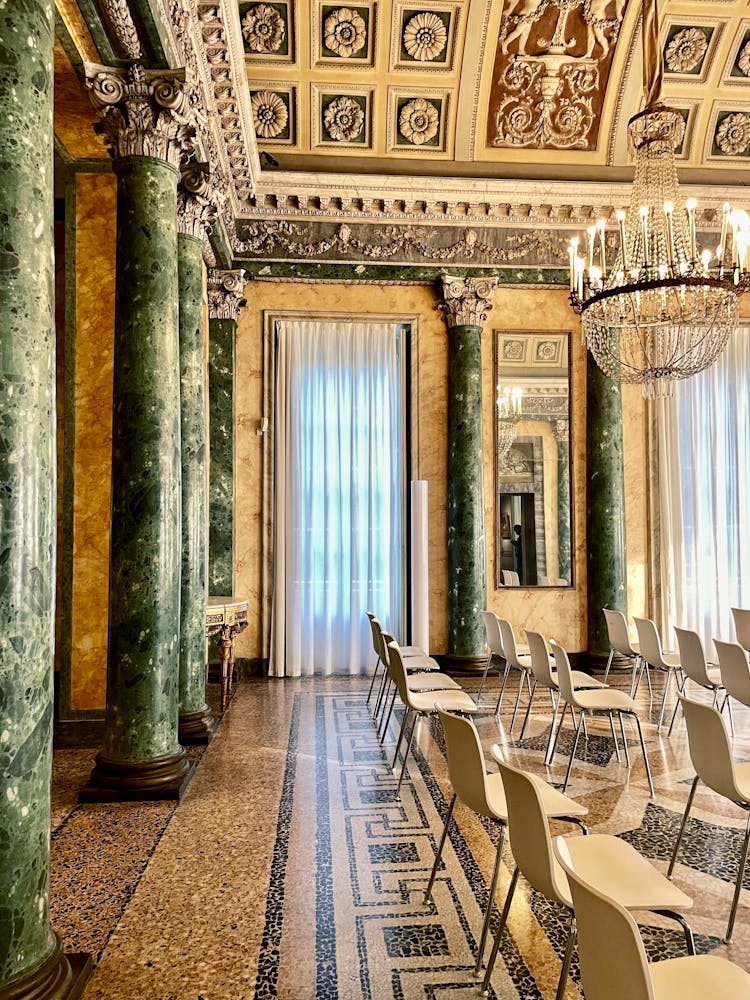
[568,0,743,397]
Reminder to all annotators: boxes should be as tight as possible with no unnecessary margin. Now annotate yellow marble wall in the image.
[69,173,116,711]
[233,280,650,658]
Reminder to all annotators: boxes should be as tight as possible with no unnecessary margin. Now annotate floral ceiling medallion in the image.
[323,96,365,140]
[403,12,447,61]
[738,41,750,77]
[665,27,707,73]
[324,7,367,57]
[242,4,286,53]
[250,89,288,138]
[399,96,439,144]
[716,112,750,156]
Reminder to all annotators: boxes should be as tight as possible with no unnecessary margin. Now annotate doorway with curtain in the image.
[265,316,408,677]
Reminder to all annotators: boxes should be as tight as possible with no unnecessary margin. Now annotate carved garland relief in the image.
[488,0,629,150]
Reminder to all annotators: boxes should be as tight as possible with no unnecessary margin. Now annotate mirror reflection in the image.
[494,331,573,588]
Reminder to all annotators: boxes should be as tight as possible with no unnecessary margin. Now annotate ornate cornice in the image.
[84,64,197,167]
[438,275,498,328]
[178,162,222,240]
[99,0,143,59]
[207,268,247,319]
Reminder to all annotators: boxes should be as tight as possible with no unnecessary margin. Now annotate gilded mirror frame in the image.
[493,329,574,589]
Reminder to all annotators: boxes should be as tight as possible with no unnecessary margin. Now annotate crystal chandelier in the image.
[568,0,743,397]
[497,385,523,467]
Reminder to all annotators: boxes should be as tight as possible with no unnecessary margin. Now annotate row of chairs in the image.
[362,622,750,998]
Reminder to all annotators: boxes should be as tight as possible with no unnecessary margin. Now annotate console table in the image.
[206,597,249,712]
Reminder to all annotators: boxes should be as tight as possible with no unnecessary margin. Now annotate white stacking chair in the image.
[425,709,587,976]
[481,759,694,998]
[477,610,506,706]
[668,696,750,942]
[554,836,750,1000]
[732,607,750,653]
[668,627,729,737]
[716,638,750,716]
[602,608,643,693]
[634,617,682,732]
[496,618,533,731]
[549,640,654,795]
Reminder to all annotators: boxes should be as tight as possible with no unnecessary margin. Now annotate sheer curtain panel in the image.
[270,319,404,676]
[656,328,750,647]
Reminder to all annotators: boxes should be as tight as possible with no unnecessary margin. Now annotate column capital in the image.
[438,275,497,329]
[207,269,247,320]
[177,162,223,241]
[554,418,569,443]
[83,63,198,167]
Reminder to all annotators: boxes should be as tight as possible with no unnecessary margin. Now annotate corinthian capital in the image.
[177,163,223,240]
[207,269,247,320]
[438,275,498,328]
[83,63,198,167]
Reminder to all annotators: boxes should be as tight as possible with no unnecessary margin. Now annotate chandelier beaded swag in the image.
[568,0,746,397]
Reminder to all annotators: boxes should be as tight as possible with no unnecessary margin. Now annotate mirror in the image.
[494,330,573,588]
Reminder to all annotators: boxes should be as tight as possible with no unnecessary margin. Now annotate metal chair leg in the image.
[726,811,750,943]
[494,662,511,715]
[657,668,673,732]
[379,687,397,743]
[373,666,389,718]
[668,774,699,877]
[392,707,410,769]
[562,711,584,793]
[549,701,569,764]
[603,649,614,683]
[545,694,561,766]
[518,679,538,741]
[667,675,688,737]
[395,712,419,799]
[725,695,736,738]
[481,865,520,993]
[366,657,382,704]
[424,793,456,901]
[654,910,696,955]
[632,712,654,796]
[508,670,526,734]
[555,916,577,1000]
[475,825,506,974]
[608,712,621,763]
[476,651,493,704]
[618,711,630,767]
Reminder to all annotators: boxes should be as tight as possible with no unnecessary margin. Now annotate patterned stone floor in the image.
[49,670,750,999]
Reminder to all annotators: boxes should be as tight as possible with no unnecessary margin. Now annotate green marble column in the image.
[81,65,196,800]
[0,1,90,996]
[586,353,627,660]
[177,165,216,743]
[439,276,497,662]
[555,420,571,582]
[207,271,246,598]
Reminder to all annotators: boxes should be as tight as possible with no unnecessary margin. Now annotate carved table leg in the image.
[219,627,232,713]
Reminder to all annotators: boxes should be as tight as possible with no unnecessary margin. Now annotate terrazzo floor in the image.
[49,669,750,999]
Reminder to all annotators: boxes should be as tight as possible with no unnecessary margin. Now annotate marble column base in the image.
[79,750,193,803]
[178,709,216,745]
[444,653,488,674]
[0,935,91,1000]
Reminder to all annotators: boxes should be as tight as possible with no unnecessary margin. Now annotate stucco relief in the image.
[489,0,627,150]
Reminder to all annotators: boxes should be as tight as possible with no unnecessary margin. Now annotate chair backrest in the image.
[524,629,555,688]
[549,640,579,707]
[732,608,750,653]
[715,639,750,706]
[501,569,514,586]
[553,837,653,1000]
[496,761,570,906]
[511,571,521,586]
[368,615,384,660]
[633,617,669,670]
[603,608,635,658]
[539,575,551,586]
[498,619,523,670]
[437,708,493,817]
[386,640,411,705]
[674,627,712,688]
[481,611,504,658]
[681,696,747,803]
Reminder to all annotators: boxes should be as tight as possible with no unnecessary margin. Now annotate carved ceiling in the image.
[52,0,750,268]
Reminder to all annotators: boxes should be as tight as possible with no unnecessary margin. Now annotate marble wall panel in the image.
[69,173,116,711]
[233,280,649,660]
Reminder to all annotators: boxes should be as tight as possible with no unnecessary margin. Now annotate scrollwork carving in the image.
[437,275,498,328]
[178,162,224,240]
[207,269,247,320]
[99,0,143,59]
[84,63,198,167]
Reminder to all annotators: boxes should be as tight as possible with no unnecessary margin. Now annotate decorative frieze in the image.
[207,269,248,320]
[84,64,198,167]
[178,162,222,240]
[438,275,498,327]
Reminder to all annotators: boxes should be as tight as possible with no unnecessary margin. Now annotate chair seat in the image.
[406,673,461,693]
[564,835,692,913]
[573,688,639,713]
[549,669,607,691]
[411,688,477,713]
[404,653,441,672]
[650,955,750,999]
[660,652,681,669]
[731,761,750,801]
[401,644,428,657]
[486,749,588,823]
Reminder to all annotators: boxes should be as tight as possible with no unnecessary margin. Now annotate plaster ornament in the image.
[241,4,286,52]
[324,7,367,57]
[399,97,439,145]
[403,12,448,61]
[250,90,288,138]
[665,27,707,73]
[323,96,365,141]
[738,40,750,76]
[716,112,750,156]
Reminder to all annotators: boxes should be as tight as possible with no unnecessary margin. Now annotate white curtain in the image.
[270,319,404,677]
[656,328,750,648]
